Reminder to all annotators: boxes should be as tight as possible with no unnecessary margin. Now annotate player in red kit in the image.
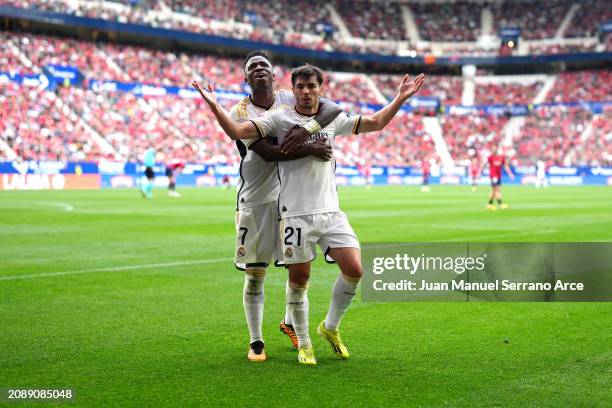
[469,156,481,192]
[480,149,514,210]
[165,159,185,198]
[420,158,431,192]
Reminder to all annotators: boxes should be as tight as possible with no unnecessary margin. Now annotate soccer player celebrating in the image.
[481,148,514,210]
[194,65,425,365]
[196,51,341,363]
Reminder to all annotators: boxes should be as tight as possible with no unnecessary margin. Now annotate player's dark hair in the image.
[291,64,324,86]
[243,50,270,67]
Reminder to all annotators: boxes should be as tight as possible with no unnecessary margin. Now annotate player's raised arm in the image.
[280,98,342,154]
[357,73,425,134]
[192,81,259,140]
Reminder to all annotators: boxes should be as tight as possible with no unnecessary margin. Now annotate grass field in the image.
[1,186,611,407]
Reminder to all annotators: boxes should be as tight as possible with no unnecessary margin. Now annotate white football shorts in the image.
[234,201,283,270]
[279,211,360,265]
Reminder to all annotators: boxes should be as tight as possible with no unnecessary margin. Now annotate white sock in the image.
[287,281,310,348]
[283,280,293,326]
[324,274,360,331]
[243,268,265,344]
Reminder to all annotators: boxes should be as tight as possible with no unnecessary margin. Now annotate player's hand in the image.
[398,73,425,101]
[308,140,333,161]
[192,80,217,106]
[280,125,309,154]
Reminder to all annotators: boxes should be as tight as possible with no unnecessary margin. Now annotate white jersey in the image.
[230,91,294,209]
[253,108,361,217]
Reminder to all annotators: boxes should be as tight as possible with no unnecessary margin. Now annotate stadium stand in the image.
[565,0,612,38]
[492,0,573,40]
[513,106,593,166]
[546,71,612,103]
[0,82,106,161]
[411,1,482,42]
[0,2,610,167]
[440,114,508,163]
[4,0,610,57]
[373,74,463,106]
[474,82,543,105]
[334,0,407,41]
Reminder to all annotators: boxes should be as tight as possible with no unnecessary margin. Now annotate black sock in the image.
[488,199,493,204]
[497,199,502,204]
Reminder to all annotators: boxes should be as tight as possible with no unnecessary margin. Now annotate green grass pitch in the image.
[1,186,611,407]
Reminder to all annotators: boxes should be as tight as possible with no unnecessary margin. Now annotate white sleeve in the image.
[230,104,260,148]
[334,111,362,136]
[252,110,282,140]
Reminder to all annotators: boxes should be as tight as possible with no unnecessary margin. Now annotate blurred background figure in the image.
[165,159,185,197]
[141,145,156,199]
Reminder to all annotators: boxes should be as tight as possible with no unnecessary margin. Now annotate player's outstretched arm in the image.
[280,98,342,154]
[358,74,425,133]
[504,162,515,179]
[192,81,258,140]
[252,139,332,162]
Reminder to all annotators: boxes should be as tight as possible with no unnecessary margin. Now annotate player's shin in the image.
[243,268,266,343]
[324,273,361,331]
[287,280,310,347]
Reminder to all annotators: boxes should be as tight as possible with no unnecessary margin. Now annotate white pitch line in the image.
[39,201,75,212]
[0,258,233,281]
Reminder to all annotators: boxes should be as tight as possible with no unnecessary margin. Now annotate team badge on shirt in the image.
[237,246,246,258]
[285,248,293,258]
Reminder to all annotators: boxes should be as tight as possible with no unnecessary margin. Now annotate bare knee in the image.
[288,263,311,287]
[342,261,362,280]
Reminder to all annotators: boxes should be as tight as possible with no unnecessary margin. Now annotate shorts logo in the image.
[285,248,293,258]
[237,246,246,258]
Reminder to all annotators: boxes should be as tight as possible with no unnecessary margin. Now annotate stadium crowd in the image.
[440,114,508,163]
[474,82,543,106]
[3,0,611,57]
[412,1,481,42]
[0,28,609,167]
[546,71,612,103]
[514,106,592,166]
[0,82,106,161]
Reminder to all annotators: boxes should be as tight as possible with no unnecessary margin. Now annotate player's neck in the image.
[295,102,319,116]
[250,88,275,109]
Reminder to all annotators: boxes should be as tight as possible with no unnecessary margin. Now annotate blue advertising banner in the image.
[42,64,84,86]
[0,71,56,90]
[2,162,610,188]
